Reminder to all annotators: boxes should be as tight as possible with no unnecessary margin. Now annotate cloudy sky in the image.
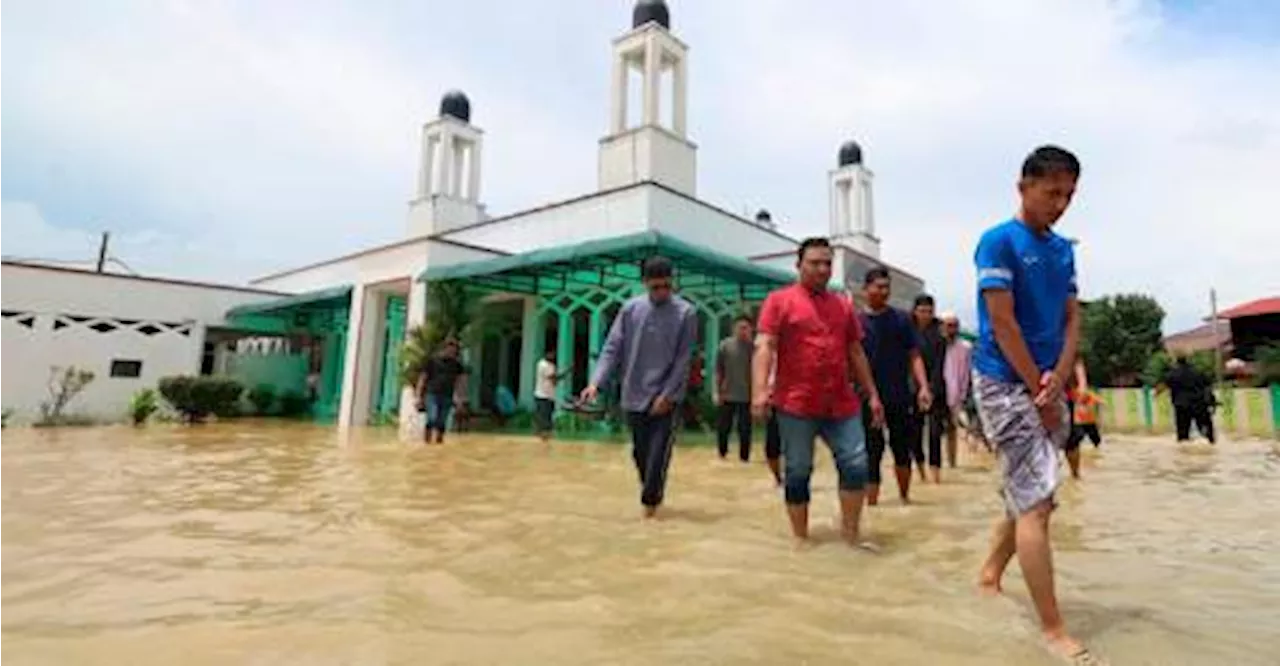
[3,0,1277,331]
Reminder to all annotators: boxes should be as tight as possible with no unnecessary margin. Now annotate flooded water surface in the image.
[4,423,1279,665]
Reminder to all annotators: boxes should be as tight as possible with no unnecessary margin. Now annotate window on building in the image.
[110,359,143,378]
[201,342,216,375]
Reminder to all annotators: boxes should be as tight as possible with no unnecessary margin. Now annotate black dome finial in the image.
[838,140,863,167]
[439,90,471,123]
[633,0,670,29]
[755,209,772,223]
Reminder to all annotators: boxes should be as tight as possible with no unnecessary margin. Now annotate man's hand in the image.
[713,389,724,407]
[578,384,599,405]
[650,395,673,416]
[917,386,934,412]
[867,395,885,429]
[1038,401,1060,432]
[751,394,769,421]
[1035,370,1063,407]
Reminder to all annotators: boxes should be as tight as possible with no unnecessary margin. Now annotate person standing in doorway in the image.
[580,256,698,519]
[752,237,883,547]
[940,312,973,461]
[860,267,932,504]
[972,145,1098,664]
[715,315,755,462]
[533,349,567,442]
[1163,355,1216,444]
[912,294,950,483]
[415,339,469,444]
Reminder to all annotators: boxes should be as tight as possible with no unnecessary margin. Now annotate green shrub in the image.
[1255,345,1280,387]
[247,384,276,415]
[2,408,12,429]
[129,389,160,425]
[277,391,311,418]
[158,376,245,423]
[38,366,95,425]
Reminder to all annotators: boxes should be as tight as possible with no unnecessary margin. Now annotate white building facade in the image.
[1,1,923,431]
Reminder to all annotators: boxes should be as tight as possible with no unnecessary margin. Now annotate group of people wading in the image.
[577,145,1105,665]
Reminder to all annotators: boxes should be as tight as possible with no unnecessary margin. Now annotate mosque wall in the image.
[438,186,649,254]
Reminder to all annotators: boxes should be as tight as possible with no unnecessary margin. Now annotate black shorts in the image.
[534,398,555,432]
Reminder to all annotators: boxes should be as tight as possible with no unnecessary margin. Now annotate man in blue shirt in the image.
[971,145,1096,665]
[581,256,697,519]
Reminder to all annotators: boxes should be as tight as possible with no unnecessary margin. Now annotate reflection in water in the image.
[3,423,1279,665]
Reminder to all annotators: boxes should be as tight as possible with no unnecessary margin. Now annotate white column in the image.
[672,56,687,136]
[436,127,454,198]
[451,136,465,198]
[398,280,429,441]
[861,173,875,238]
[338,285,385,431]
[846,176,862,238]
[611,53,628,133]
[418,132,436,198]
[643,37,660,126]
[466,140,481,202]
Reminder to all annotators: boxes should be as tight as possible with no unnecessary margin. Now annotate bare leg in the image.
[1017,501,1085,658]
[786,503,809,541]
[865,483,880,506]
[894,466,913,503]
[838,490,866,544]
[1066,449,1081,480]
[643,505,658,519]
[978,516,1015,594]
[930,466,941,484]
[946,423,959,468]
[766,457,782,486]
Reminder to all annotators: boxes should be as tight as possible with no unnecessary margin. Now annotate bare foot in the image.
[642,505,658,519]
[1044,630,1102,665]
[977,570,1003,596]
[792,536,816,551]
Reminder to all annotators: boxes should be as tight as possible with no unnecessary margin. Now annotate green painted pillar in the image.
[1270,383,1280,440]
[467,340,482,407]
[375,295,406,417]
[518,299,544,409]
[704,315,721,392]
[557,310,573,402]
[588,310,604,381]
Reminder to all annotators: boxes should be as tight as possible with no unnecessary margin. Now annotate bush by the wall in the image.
[129,389,160,425]
[247,384,276,415]
[158,376,245,423]
[277,391,311,418]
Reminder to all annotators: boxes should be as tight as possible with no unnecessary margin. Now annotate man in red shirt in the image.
[752,237,884,547]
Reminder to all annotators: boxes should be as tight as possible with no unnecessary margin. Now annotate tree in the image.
[38,366,95,425]
[1079,294,1166,387]
[1144,350,1216,387]
[398,282,491,386]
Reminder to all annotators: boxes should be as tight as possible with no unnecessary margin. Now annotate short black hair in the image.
[863,266,891,285]
[1021,145,1081,180]
[796,237,831,261]
[914,293,935,307]
[734,314,753,325]
[641,255,673,280]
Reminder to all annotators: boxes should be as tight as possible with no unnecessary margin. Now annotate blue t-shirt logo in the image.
[972,219,1078,382]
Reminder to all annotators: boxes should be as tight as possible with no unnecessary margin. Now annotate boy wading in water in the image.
[580,256,697,519]
[972,146,1102,665]
[752,237,883,547]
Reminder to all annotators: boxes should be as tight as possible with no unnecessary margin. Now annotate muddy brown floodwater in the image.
[3,422,1279,665]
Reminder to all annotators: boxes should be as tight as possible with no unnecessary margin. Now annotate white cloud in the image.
[3,0,1277,331]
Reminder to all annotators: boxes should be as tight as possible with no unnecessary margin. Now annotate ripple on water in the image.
[3,425,1279,665]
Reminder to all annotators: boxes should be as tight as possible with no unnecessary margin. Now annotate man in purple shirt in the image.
[580,256,698,518]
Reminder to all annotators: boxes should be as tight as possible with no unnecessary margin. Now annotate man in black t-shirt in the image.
[911,294,950,484]
[415,339,469,444]
[859,268,933,505]
[1162,356,1215,444]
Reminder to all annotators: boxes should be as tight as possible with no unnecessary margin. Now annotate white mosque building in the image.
[1,0,923,432]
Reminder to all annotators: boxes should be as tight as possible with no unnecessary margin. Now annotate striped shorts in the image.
[973,373,1070,518]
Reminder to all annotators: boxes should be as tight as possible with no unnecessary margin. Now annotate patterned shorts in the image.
[973,373,1070,518]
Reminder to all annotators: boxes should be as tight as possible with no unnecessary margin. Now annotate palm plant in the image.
[399,282,490,386]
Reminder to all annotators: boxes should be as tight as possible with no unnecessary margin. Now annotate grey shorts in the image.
[973,373,1070,518]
